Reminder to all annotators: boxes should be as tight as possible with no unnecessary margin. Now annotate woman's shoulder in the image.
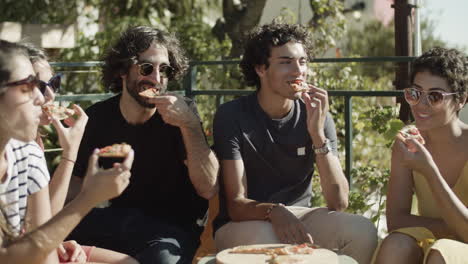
[7,139,42,157]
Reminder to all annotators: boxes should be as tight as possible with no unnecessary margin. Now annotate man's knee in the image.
[335,214,377,264]
[247,221,278,240]
[215,221,279,251]
[339,213,378,249]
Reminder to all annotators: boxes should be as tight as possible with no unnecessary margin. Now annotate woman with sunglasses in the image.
[0,40,137,264]
[374,47,468,264]
[12,42,140,264]
[18,43,88,214]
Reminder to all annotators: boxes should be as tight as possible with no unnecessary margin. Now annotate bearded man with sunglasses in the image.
[66,26,219,264]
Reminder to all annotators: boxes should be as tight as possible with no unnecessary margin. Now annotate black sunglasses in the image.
[131,58,174,79]
[39,73,62,94]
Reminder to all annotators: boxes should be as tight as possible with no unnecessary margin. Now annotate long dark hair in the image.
[102,26,189,93]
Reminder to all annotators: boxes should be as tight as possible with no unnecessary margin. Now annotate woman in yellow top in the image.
[374,47,468,264]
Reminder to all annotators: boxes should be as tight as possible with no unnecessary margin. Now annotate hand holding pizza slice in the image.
[42,103,75,120]
[399,125,425,144]
[398,125,425,153]
[139,88,161,98]
[98,143,133,158]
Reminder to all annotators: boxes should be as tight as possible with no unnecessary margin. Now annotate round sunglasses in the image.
[404,87,458,107]
[132,59,174,79]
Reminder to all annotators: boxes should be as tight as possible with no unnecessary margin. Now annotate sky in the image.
[420,0,468,50]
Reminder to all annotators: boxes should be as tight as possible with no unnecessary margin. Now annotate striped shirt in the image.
[0,139,50,234]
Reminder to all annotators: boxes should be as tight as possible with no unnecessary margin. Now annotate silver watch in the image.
[313,138,332,155]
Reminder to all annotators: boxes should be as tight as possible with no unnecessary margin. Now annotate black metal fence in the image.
[52,56,415,185]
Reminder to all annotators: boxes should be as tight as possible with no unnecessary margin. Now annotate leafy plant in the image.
[309,62,403,233]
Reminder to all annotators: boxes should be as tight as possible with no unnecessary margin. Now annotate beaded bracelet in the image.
[61,156,75,164]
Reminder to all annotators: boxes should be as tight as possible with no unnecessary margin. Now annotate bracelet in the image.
[61,156,75,164]
[264,203,285,221]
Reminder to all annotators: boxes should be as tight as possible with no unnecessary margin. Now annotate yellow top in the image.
[413,161,468,218]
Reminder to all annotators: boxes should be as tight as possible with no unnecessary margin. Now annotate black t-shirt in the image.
[212,92,338,231]
[73,95,207,230]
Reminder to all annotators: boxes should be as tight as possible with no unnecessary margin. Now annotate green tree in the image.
[342,18,446,79]
[0,0,78,23]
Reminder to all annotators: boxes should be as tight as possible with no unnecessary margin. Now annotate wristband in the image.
[61,156,75,164]
[264,203,285,221]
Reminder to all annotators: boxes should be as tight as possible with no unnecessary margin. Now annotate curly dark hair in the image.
[411,47,468,105]
[239,22,313,89]
[102,26,189,93]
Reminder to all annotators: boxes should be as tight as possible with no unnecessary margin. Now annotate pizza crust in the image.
[139,88,161,98]
[290,81,309,93]
[216,244,338,264]
[42,103,75,120]
[98,143,132,158]
[399,125,425,144]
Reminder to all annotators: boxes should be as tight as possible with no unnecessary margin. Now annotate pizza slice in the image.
[290,80,309,93]
[98,143,132,158]
[42,103,75,120]
[229,246,274,255]
[218,244,335,264]
[229,244,316,256]
[139,88,161,98]
[283,243,317,255]
[399,125,425,145]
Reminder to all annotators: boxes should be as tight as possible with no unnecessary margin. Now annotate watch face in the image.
[314,139,331,154]
[315,147,330,154]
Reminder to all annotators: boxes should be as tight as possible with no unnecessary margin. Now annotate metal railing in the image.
[52,56,415,185]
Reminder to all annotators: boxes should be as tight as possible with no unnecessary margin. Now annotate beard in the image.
[126,79,166,108]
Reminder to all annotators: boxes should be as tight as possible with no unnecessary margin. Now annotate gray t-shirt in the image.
[213,92,338,231]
